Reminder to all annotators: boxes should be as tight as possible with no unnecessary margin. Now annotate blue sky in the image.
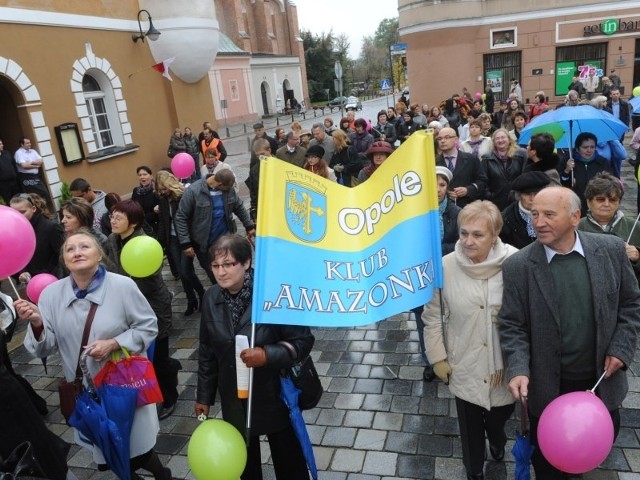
[295,0,399,59]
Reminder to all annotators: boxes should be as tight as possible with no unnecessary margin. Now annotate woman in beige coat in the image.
[423,200,517,480]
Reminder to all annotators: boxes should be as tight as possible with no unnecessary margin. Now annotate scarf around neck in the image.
[136,181,155,196]
[72,264,106,299]
[222,268,253,329]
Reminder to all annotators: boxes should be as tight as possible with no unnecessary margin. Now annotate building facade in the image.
[399,0,640,106]
[210,0,309,125]
[0,0,220,205]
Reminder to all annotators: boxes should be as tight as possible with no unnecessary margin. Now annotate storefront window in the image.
[483,52,521,102]
[555,43,607,96]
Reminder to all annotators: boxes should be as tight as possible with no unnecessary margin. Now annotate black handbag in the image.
[0,442,48,479]
[278,341,323,410]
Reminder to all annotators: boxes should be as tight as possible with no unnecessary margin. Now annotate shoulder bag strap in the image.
[74,302,98,379]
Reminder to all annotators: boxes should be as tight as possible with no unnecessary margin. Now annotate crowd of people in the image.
[4,76,640,479]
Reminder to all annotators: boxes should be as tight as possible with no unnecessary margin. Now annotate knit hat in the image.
[511,172,550,194]
[435,166,453,184]
[305,145,325,158]
[365,141,393,160]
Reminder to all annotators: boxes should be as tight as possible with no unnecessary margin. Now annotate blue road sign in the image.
[380,79,391,90]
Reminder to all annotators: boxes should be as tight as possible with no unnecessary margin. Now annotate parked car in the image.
[345,96,362,111]
[327,96,347,107]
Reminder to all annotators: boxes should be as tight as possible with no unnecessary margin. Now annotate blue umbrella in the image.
[629,96,640,114]
[512,396,535,480]
[518,105,629,148]
[280,375,318,480]
[68,351,138,480]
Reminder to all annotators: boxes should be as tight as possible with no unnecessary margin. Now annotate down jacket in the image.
[423,239,518,410]
[196,278,314,436]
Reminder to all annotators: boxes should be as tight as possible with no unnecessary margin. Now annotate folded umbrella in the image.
[512,396,535,480]
[518,105,629,148]
[280,375,318,480]
[68,350,138,480]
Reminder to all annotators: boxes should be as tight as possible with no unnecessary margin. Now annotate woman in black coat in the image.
[106,199,181,420]
[329,130,366,187]
[195,234,314,480]
[131,166,159,237]
[481,128,527,211]
[10,193,63,282]
[560,132,615,216]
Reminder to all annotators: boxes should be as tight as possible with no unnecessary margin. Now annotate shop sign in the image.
[584,18,640,37]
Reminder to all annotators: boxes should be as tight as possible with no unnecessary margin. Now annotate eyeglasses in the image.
[109,214,127,222]
[437,136,456,141]
[211,261,239,271]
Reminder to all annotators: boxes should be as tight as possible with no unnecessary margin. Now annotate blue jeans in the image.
[168,236,205,303]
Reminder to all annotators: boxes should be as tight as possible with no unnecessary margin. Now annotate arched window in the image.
[82,73,116,150]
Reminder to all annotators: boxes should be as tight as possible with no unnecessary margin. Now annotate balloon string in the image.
[627,212,640,243]
[590,370,607,392]
[6,277,21,299]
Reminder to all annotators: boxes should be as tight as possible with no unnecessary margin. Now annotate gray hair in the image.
[311,123,324,132]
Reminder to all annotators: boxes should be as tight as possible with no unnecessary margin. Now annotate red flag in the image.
[152,57,175,81]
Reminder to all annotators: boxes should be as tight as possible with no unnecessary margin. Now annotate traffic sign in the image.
[380,79,391,90]
[390,43,408,56]
[334,61,343,79]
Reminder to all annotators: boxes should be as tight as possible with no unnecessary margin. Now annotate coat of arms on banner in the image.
[285,172,327,243]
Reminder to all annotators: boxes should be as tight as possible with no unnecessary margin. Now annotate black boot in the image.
[184,298,198,316]
[467,474,484,480]
[489,443,505,462]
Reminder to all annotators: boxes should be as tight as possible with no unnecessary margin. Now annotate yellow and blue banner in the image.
[252,130,443,327]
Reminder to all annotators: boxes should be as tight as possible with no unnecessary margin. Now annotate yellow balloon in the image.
[120,236,163,278]
[633,86,640,97]
[188,420,247,480]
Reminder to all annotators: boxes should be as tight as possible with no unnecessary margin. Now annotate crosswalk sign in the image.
[380,79,391,90]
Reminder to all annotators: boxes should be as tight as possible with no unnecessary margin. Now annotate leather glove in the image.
[240,347,267,368]
[433,360,452,384]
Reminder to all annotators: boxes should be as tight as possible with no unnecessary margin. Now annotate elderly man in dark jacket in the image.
[499,186,640,479]
[175,169,255,284]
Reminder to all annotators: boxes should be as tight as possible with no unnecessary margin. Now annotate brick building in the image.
[399,0,640,107]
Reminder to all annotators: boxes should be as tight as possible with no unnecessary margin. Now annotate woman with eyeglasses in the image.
[10,193,64,284]
[105,199,180,421]
[560,132,615,216]
[195,234,314,479]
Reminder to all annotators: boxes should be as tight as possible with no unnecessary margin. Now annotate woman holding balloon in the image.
[10,193,64,282]
[156,170,205,316]
[16,229,171,480]
[195,234,314,480]
[106,199,181,420]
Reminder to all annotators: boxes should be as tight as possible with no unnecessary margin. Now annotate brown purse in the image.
[57,302,97,422]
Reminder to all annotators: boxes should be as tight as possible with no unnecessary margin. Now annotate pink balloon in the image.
[538,391,614,474]
[171,152,195,178]
[0,205,36,279]
[26,273,58,303]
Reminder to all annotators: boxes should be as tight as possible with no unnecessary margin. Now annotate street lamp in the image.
[132,9,161,43]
